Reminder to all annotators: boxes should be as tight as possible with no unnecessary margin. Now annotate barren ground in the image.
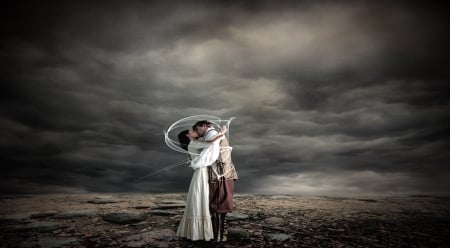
[1,193,449,247]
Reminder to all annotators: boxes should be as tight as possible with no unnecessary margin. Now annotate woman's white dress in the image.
[176,138,221,241]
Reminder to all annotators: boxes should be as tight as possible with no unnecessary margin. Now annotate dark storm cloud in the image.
[1,1,449,196]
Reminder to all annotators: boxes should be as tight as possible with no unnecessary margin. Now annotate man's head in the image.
[193,120,212,137]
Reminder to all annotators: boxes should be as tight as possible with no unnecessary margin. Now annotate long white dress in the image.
[176,137,221,241]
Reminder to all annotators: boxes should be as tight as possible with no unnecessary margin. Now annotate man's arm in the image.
[204,127,219,141]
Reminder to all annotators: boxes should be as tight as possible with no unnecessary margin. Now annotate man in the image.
[194,120,238,242]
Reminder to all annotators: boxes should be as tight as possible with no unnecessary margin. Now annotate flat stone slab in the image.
[159,199,185,205]
[228,228,249,239]
[270,195,292,200]
[142,229,176,242]
[11,221,61,232]
[0,213,32,223]
[126,240,147,247]
[266,233,293,242]
[226,212,250,221]
[103,211,147,224]
[153,204,185,209]
[122,229,176,244]
[53,210,97,219]
[31,211,59,218]
[148,210,177,216]
[87,199,123,204]
[134,206,150,209]
[37,237,79,248]
[265,217,285,224]
[87,196,123,204]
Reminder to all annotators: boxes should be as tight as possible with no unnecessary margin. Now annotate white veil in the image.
[135,115,235,182]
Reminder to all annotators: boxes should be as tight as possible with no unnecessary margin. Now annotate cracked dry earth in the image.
[1,193,450,247]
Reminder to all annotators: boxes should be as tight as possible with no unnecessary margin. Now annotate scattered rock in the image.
[87,199,122,204]
[31,211,58,218]
[234,194,254,198]
[2,193,450,247]
[123,233,142,242]
[159,200,185,205]
[87,195,123,204]
[266,233,292,242]
[134,206,150,209]
[103,211,147,224]
[126,240,147,247]
[148,210,177,216]
[38,237,79,248]
[153,204,185,209]
[11,221,61,232]
[141,229,176,242]
[0,213,32,223]
[265,217,285,224]
[270,195,292,200]
[228,228,249,239]
[226,212,250,221]
[357,198,378,202]
[53,210,97,219]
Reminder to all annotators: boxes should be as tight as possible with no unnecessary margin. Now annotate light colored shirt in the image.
[189,127,221,169]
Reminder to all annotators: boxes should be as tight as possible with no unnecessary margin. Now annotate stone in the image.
[357,198,378,202]
[228,228,249,239]
[266,233,293,242]
[12,221,61,232]
[87,198,122,204]
[53,210,97,219]
[148,210,177,216]
[134,206,150,209]
[126,240,147,247]
[0,213,32,223]
[102,211,147,224]
[159,199,185,205]
[141,229,177,242]
[226,212,250,221]
[30,211,58,218]
[270,195,292,200]
[38,237,79,248]
[153,204,185,209]
[2,193,450,247]
[123,234,142,242]
[265,217,285,224]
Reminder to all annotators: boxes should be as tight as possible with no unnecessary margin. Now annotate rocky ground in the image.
[1,193,449,247]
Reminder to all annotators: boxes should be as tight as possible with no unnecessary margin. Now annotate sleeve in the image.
[204,128,219,141]
[190,139,221,170]
[188,140,214,149]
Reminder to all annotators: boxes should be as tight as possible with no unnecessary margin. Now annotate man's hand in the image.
[220,125,228,135]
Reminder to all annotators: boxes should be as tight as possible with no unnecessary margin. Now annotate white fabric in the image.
[189,140,222,170]
[204,127,218,141]
[189,128,221,170]
[176,140,214,241]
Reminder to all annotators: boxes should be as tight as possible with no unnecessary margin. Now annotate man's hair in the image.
[193,120,212,129]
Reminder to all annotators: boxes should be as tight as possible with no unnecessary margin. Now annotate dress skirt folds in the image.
[176,166,214,241]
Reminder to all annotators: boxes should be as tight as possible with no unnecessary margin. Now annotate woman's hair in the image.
[177,130,190,151]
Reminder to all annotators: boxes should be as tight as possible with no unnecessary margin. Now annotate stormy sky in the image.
[1,1,449,196]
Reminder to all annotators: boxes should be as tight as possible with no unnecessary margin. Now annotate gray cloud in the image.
[1,1,449,196]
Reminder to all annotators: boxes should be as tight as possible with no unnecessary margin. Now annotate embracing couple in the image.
[176,120,238,242]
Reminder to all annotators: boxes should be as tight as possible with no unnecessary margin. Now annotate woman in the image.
[176,126,227,241]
